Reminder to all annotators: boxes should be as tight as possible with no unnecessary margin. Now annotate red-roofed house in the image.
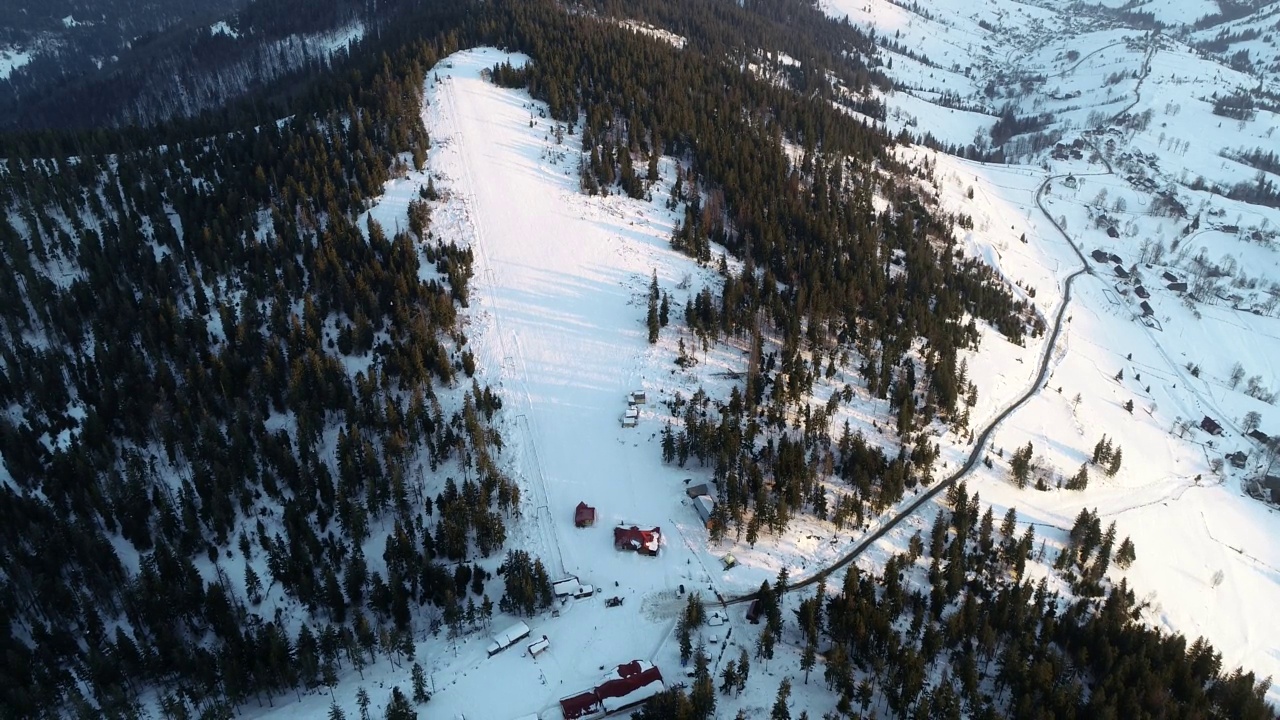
[558,662,665,719]
[596,665,664,712]
[613,525,661,556]
[575,502,596,528]
[559,691,600,720]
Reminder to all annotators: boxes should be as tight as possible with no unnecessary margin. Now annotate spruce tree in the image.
[411,662,430,704]
[1107,446,1123,477]
[647,271,660,343]
[384,687,416,720]
[771,677,792,720]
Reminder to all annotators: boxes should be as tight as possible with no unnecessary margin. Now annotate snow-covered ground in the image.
[817,0,1280,704]
[906,143,1280,705]
[210,21,240,39]
[0,46,32,80]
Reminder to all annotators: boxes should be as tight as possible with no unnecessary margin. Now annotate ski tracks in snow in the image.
[432,69,566,579]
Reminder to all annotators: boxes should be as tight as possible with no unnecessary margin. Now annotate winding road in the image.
[721,33,1165,605]
[723,173,1090,603]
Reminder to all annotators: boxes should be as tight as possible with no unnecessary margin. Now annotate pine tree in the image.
[1000,507,1017,539]
[771,677,792,720]
[1010,442,1034,488]
[244,561,262,603]
[1092,435,1111,464]
[647,271,660,343]
[411,662,430,704]
[1067,463,1089,491]
[756,628,776,667]
[1115,536,1137,569]
[720,660,739,695]
[1107,446,1123,477]
[357,688,371,720]
[329,700,347,720]
[691,646,715,720]
[800,640,817,684]
[385,687,416,720]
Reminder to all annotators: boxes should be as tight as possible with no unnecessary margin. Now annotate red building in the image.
[574,502,596,528]
[559,691,600,720]
[613,525,661,556]
[558,661,665,719]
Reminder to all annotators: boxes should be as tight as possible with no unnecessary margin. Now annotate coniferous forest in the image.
[0,0,1274,718]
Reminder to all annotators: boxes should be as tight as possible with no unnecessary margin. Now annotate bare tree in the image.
[1242,411,1262,434]
[1229,362,1245,389]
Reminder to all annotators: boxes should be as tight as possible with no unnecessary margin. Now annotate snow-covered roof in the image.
[487,621,531,655]
[694,495,714,520]
[552,577,582,597]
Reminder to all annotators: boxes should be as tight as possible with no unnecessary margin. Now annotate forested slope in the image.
[0,0,1272,717]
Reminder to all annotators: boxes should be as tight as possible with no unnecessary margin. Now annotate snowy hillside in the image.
[3,0,1278,715]
[818,0,1280,705]
[236,37,1280,716]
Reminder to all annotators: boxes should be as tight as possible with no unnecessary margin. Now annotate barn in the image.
[614,525,661,556]
[574,502,596,527]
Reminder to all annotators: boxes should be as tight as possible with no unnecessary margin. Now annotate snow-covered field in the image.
[0,46,32,81]
[903,143,1280,705]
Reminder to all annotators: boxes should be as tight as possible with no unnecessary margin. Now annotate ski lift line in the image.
[441,74,566,578]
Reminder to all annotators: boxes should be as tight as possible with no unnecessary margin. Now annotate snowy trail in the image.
[428,50,709,597]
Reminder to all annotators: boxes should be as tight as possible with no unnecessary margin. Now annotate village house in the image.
[574,501,596,528]
[1201,416,1224,436]
[613,525,661,556]
[559,661,665,719]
